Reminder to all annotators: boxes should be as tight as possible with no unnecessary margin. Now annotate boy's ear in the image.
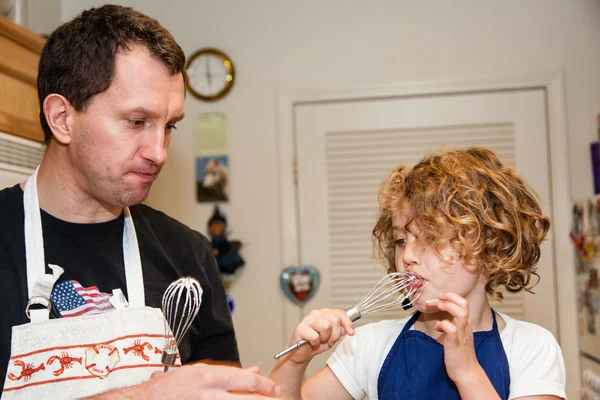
[43,94,76,145]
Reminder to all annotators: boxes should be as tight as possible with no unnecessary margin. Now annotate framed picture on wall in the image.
[195,113,230,202]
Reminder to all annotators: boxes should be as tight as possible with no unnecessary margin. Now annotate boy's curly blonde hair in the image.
[372,147,550,299]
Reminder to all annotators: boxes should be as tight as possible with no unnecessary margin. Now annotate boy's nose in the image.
[402,241,420,267]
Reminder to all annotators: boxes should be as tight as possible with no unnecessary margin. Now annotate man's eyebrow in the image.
[129,107,185,123]
[130,107,159,118]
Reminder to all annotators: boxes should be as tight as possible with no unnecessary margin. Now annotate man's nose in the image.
[141,129,168,166]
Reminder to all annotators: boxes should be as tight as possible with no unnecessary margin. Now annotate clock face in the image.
[185,49,234,101]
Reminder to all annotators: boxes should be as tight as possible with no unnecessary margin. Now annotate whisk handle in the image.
[273,339,308,359]
[273,307,362,360]
[162,350,178,372]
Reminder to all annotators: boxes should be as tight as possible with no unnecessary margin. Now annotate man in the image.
[0,5,278,399]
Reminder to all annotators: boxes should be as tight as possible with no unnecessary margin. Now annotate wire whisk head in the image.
[356,271,424,315]
[161,277,203,370]
[273,271,424,359]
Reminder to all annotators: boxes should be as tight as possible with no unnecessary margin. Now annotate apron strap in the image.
[123,207,145,307]
[24,166,45,299]
[23,167,146,321]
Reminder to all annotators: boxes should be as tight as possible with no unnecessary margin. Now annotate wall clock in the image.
[185,48,235,102]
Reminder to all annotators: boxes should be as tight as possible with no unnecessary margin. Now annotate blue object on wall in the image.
[226,295,234,313]
[591,142,600,194]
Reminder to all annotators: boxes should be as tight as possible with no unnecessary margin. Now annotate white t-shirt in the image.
[327,312,566,400]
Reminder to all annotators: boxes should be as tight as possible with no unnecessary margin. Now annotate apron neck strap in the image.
[490,308,499,332]
[23,166,145,306]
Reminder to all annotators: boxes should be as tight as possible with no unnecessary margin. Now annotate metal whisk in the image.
[274,271,423,359]
[161,277,203,371]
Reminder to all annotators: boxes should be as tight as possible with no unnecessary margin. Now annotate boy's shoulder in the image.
[353,314,413,341]
[498,312,559,348]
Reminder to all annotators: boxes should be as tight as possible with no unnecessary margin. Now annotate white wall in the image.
[27,0,61,36]
[58,1,600,398]
[1,0,62,36]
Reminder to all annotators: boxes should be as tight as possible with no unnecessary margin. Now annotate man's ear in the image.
[43,94,76,145]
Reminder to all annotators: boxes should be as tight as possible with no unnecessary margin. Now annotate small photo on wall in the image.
[196,155,229,202]
[195,113,230,202]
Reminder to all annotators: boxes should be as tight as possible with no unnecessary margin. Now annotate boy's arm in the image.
[303,366,354,400]
[428,292,501,400]
[514,397,562,400]
[268,355,307,400]
[268,308,355,400]
[453,366,501,400]
[269,361,353,400]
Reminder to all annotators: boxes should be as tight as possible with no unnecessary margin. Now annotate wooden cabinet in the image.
[0,14,45,143]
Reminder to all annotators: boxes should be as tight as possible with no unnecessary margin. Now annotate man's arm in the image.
[82,363,280,399]
[189,233,240,363]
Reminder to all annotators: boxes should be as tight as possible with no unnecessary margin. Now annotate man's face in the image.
[68,45,185,207]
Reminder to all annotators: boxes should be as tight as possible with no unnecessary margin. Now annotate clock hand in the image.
[205,57,212,89]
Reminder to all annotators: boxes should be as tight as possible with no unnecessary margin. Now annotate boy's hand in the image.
[426,292,483,385]
[286,308,355,364]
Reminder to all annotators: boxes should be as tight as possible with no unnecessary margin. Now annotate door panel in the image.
[291,89,556,377]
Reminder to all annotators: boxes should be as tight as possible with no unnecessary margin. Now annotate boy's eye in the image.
[394,238,407,247]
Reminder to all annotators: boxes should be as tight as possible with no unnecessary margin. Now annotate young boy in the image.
[270,148,566,399]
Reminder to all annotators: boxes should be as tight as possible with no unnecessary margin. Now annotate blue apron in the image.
[377,309,510,399]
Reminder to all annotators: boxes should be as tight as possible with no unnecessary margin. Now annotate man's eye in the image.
[128,120,144,127]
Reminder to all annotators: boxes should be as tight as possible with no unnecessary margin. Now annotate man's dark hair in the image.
[37,4,186,143]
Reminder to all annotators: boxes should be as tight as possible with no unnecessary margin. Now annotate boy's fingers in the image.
[438,292,469,310]
[294,325,320,346]
[316,319,333,342]
[332,309,355,335]
[425,299,440,311]
[321,313,344,344]
[435,320,459,346]
[435,301,469,321]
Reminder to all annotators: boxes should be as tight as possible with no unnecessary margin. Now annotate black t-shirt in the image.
[0,184,240,392]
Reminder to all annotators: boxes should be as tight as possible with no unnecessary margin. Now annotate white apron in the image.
[2,168,173,399]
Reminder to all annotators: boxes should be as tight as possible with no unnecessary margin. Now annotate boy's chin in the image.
[414,305,438,314]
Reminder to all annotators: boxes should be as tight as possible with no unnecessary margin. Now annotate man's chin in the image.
[114,189,151,208]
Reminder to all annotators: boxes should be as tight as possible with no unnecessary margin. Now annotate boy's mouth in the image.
[400,272,425,310]
[405,271,425,292]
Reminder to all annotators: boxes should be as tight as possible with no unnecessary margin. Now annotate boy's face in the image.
[391,210,484,312]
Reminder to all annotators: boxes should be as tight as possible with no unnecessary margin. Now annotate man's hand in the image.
[84,363,281,399]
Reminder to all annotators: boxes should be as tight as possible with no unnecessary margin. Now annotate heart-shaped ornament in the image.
[280,266,320,306]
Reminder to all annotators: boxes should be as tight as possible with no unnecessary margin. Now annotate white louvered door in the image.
[290,89,557,377]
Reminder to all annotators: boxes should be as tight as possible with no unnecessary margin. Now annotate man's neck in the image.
[23,157,123,224]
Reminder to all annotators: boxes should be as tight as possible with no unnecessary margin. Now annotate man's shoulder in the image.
[0,184,24,225]
[0,184,23,206]
[130,204,208,243]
